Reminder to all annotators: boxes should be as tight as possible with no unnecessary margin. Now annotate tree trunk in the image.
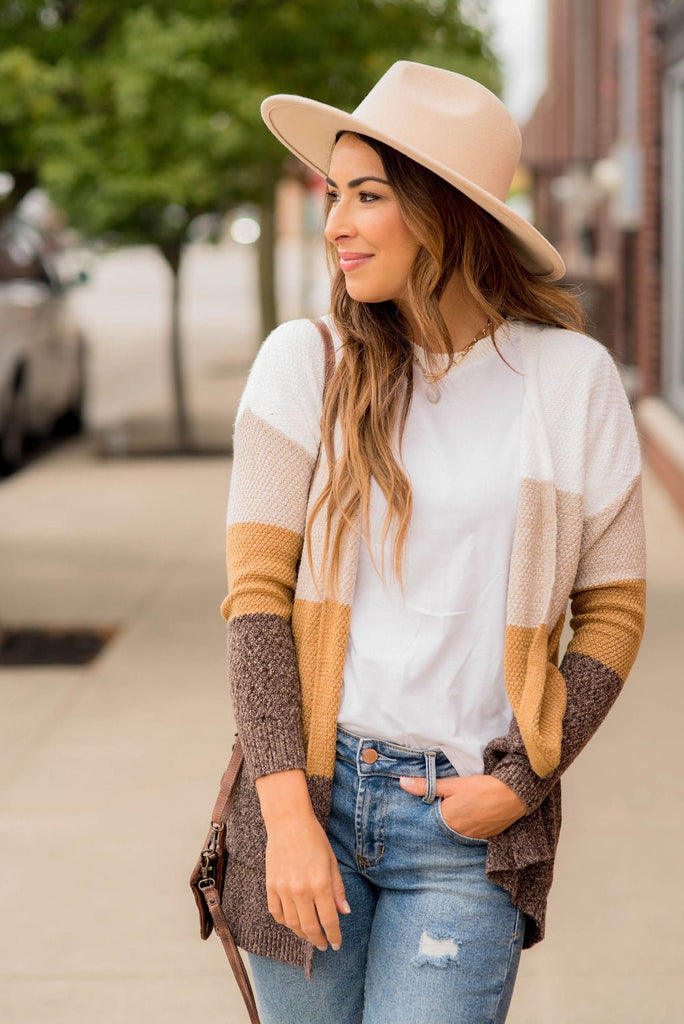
[0,170,38,218]
[160,238,191,451]
[257,168,278,341]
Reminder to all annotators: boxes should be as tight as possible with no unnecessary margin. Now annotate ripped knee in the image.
[411,930,461,968]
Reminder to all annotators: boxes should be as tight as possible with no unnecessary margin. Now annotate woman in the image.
[219,62,646,1023]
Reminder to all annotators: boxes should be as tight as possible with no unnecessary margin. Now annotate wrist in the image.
[491,775,528,818]
[255,768,316,829]
[489,755,550,814]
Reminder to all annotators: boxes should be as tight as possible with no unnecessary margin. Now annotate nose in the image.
[324,199,353,245]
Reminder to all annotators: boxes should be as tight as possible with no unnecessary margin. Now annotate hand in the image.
[399,774,527,839]
[264,811,351,951]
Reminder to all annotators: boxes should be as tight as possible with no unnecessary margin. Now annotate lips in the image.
[338,252,374,272]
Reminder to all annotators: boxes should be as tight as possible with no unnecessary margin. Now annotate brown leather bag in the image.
[190,318,335,1023]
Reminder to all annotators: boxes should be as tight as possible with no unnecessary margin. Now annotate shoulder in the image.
[518,322,640,487]
[250,316,331,381]
[517,322,625,399]
[518,322,614,372]
[235,317,332,458]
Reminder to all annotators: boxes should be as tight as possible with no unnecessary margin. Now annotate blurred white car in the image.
[0,215,88,475]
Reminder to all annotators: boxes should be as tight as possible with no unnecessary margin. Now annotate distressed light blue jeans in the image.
[249,727,526,1024]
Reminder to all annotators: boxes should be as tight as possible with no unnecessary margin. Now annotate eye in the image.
[359,191,380,203]
[326,189,340,204]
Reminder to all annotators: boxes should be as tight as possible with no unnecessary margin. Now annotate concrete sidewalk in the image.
[1,411,683,1022]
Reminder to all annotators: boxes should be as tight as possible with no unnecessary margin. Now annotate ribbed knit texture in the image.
[219,316,646,968]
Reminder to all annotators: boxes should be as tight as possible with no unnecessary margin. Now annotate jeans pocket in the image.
[433,798,489,846]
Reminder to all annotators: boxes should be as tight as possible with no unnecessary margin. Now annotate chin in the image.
[344,283,397,304]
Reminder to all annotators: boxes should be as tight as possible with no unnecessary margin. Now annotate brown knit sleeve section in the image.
[227,613,306,781]
[485,650,624,812]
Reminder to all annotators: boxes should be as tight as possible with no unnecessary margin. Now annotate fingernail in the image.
[342,900,351,914]
[317,944,328,952]
[332,942,341,951]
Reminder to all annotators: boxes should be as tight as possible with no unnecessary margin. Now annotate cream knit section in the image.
[232,317,333,464]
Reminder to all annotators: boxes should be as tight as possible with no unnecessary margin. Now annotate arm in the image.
[221,320,326,780]
[255,770,349,951]
[486,350,646,812]
[221,320,347,948]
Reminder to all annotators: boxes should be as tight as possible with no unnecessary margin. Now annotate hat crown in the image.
[352,62,520,202]
[260,60,565,280]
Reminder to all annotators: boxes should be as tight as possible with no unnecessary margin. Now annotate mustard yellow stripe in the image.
[567,578,646,681]
[292,597,351,779]
[221,522,303,621]
[504,622,568,777]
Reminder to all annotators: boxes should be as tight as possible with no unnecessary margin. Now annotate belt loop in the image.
[422,751,437,804]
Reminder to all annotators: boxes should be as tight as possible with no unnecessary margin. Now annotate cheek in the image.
[391,237,419,279]
[389,219,419,266]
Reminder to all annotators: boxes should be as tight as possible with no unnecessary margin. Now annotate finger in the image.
[315,889,342,949]
[280,895,308,943]
[330,858,351,916]
[294,896,329,951]
[266,890,285,926]
[399,776,426,794]
[400,776,464,799]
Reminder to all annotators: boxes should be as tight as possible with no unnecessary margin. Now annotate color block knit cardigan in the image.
[219,316,646,974]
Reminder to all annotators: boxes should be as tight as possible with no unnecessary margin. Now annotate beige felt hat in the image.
[262,60,565,281]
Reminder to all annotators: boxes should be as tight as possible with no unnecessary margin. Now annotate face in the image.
[324,135,420,306]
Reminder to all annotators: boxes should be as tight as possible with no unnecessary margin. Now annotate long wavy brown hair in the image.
[307,132,586,592]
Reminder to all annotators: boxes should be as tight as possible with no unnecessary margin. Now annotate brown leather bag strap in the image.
[311,317,335,391]
[199,876,261,1023]
[211,737,244,825]
[199,738,260,1019]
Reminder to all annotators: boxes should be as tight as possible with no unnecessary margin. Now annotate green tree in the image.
[0,0,500,449]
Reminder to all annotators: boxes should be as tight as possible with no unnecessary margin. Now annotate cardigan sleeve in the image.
[485,348,646,812]
[220,319,328,782]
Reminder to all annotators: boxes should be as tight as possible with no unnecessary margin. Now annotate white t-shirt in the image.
[338,323,524,775]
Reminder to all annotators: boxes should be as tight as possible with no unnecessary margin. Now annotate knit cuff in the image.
[490,754,556,814]
[226,613,307,781]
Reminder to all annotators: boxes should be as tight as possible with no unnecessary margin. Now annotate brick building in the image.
[522,0,684,513]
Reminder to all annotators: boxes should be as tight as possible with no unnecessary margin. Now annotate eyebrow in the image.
[325,175,391,189]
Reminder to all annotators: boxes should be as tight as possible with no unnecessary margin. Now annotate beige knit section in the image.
[296,450,361,606]
[574,476,646,591]
[506,479,580,629]
[228,409,316,533]
[507,475,645,632]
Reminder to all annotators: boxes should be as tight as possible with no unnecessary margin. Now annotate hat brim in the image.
[262,94,565,282]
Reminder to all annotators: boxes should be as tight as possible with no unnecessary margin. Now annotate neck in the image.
[401,274,491,352]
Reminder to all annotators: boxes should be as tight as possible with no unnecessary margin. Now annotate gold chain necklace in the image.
[414,320,493,403]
